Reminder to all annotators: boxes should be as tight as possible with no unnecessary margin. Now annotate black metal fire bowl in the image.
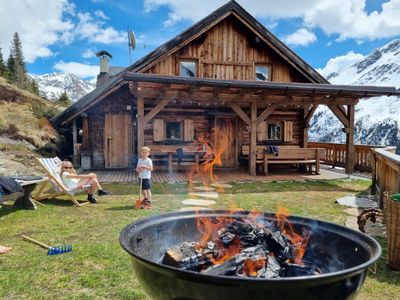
[120,210,381,300]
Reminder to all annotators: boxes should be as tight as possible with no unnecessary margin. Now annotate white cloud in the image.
[94,10,109,20]
[82,49,96,58]
[75,12,126,44]
[283,28,317,46]
[53,61,99,78]
[143,0,400,41]
[0,0,74,63]
[317,51,364,78]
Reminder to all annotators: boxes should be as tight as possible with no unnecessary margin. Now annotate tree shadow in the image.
[105,206,136,211]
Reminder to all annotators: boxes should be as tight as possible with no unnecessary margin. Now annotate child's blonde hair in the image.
[140,146,150,152]
[60,160,76,176]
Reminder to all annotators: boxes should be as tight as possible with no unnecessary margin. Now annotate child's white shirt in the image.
[137,157,152,179]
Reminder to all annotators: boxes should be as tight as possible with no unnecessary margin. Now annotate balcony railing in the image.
[308,142,391,172]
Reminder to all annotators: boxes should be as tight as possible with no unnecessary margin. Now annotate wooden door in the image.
[215,116,237,168]
[104,114,132,168]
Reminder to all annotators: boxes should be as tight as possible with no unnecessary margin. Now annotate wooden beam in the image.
[137,95,145,153]
[143,98,170,123]
[229,103,250,125]
[256,104,278,125]
[249,103,257,176]
[72,119,78,165]
[328,105,350,127]
[346,104,355,174]
[304,104,319,126]
[129,81,138,97]
[302,108,309,148]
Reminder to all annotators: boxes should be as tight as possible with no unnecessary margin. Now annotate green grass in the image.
[0,179,399,299]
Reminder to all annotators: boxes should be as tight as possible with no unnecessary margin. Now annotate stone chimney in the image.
[96,50,112,87]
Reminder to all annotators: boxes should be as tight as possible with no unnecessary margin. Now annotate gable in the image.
[130,1,327,83]
[144,15,311,83]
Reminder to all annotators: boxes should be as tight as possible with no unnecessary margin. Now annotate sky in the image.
[1,0,400,80]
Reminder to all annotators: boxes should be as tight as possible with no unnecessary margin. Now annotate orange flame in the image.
[275,207,310,265]
[242,257,267,277]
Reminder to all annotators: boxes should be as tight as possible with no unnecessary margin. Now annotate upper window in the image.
[268,123,281,140]
[166,121,183,140]
[179,60,197,78]
[255,65,270,81]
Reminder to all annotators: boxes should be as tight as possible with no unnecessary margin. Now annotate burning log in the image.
[162,211,321,278]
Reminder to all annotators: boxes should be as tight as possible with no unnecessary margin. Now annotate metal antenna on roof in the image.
[128,26,136,65]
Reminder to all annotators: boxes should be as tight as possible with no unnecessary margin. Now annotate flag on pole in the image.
[129,30,136,50]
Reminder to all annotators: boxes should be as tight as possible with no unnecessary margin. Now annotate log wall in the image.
[143,16,308,83]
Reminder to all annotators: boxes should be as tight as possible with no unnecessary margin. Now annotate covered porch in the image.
[125,73,397,176]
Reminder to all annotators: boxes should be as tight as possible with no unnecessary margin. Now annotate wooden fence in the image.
[371,147,400,207]
[308,142,390,172]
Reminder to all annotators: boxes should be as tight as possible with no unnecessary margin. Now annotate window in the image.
[166,121,183,140]
[255,65,270,81]
[179,60,197,77]
[268,123,281,140]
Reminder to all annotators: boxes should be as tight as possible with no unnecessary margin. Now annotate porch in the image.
[86,164,359,184]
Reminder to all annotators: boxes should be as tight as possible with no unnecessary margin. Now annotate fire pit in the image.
[120,210,381,300]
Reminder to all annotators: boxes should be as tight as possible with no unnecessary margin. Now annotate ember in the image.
[162,210,321,278]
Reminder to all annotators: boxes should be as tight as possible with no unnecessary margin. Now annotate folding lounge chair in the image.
[34,157,90,207]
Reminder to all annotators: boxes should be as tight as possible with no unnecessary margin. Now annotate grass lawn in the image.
[1,178,399,299]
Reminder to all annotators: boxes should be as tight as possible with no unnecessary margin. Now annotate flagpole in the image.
[128,26,132,65]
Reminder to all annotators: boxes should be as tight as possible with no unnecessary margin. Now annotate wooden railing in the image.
[371,147,400,207]
[308,142,390,172]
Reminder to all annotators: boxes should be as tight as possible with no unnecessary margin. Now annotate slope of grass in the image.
[0,179,398,299]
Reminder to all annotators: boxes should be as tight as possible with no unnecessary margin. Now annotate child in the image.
[136,146,153,209]
[60,161,111,204]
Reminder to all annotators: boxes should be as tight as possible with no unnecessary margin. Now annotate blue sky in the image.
[1,0,399,79]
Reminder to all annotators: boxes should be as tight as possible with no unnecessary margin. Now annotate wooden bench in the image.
[149,145,206,172]
[264,148,326,175]
[241,145,300,164]
[240,145,325,175]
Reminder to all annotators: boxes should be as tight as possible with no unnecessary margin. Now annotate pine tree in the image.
[58,91,71,106]
[0,46,8,79]
[29,78,40,95]
[7,53,16,82]
[9,32,28,88]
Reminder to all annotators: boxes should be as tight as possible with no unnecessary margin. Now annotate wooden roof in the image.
[126,73,399,106]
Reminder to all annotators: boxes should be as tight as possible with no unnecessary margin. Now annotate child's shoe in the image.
[98,189,112,196]
[140,199,152,209]
[87,194,97,204]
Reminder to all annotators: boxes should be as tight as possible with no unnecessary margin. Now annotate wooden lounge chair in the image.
[33,157,90,207]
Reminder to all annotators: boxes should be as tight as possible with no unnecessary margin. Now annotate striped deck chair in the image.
[33,157,90,207]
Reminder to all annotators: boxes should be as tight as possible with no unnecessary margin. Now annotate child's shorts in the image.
[140,178,151,190]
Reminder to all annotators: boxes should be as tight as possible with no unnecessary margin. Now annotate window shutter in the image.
[283,121,293,142]
[184,119,194,142]
[153,119,165,141]
[257,121,267,141]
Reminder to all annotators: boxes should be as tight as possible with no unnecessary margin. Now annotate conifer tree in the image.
[0,46,8,79]
[9,32,28,88]
[58,91,71,106]
[7,53,16,82]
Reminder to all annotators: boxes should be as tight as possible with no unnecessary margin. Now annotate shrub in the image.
[31,101,57,119]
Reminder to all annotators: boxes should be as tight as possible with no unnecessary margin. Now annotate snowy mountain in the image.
[309,40,400,151]
[31,72,96,102]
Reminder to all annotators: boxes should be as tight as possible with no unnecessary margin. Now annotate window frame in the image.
[165,120,184,141]
[266,121,282,141]
[178,59,198,78]
[254,63,271,81]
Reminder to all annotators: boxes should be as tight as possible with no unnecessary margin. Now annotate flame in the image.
[242,257,267,277]
[212,237,242,265]
[275,207,310,265]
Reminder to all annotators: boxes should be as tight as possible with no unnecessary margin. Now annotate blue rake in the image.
[22,235,72,256]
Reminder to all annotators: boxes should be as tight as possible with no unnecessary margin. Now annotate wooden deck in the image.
[84,165,360,184]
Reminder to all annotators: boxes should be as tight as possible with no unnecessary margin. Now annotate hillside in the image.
[0,76,63,176]
[309,39,400,151]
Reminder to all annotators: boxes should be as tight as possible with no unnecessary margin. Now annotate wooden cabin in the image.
[52,0,398,176]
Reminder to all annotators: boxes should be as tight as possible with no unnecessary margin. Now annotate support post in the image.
[137,95,145,155]
[72,119,78,165]
[249,103,257,176]
[302,108,309,148]
[346,104,355,174]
